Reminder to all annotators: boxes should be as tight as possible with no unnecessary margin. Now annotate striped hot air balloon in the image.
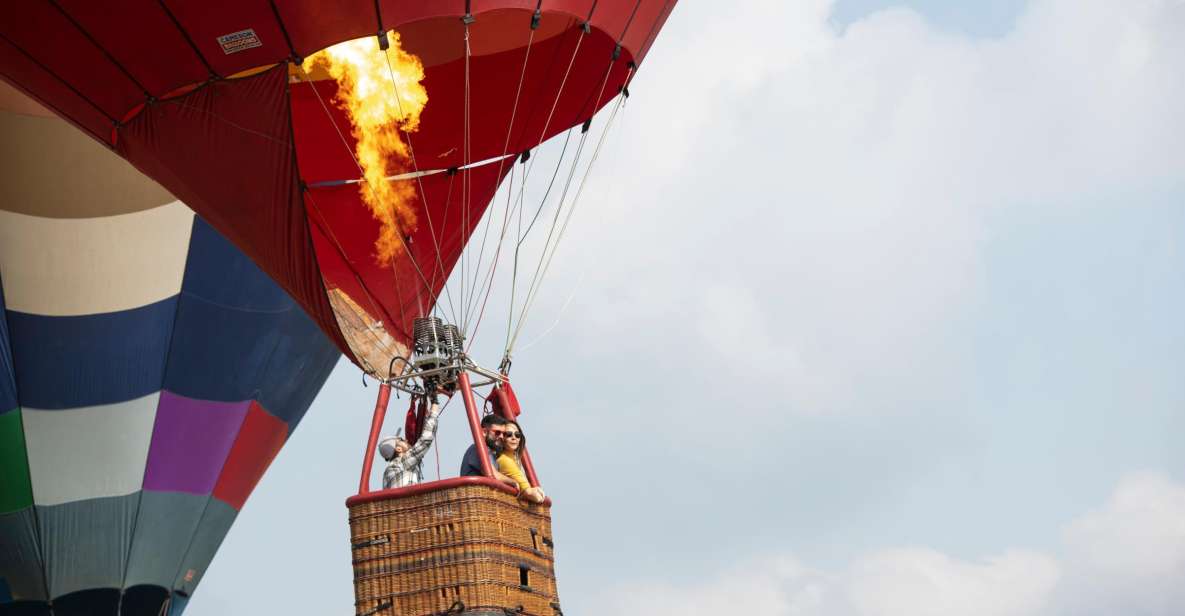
[0,85,340,616]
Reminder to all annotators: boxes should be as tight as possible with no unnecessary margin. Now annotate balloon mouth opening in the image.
[327,287,409,381]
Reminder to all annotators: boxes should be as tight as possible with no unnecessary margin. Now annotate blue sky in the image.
[190,1,1185,614]
[831,0,1029,36]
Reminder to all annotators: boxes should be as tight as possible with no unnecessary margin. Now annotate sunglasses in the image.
[504,432,521,439]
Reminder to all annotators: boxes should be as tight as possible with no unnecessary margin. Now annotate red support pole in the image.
[491,379,537,486]
[357,383,392,494]
[519,446,541,488]
[458,371,495,478]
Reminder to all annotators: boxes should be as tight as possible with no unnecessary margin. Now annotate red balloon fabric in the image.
[0,0,676,375]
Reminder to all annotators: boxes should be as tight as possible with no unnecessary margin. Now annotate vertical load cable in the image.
[507,87,630,354]
[379,33,461,325]
[502,51,633,355]
[505,127,576,347]
[505,124,593,354]
[305,191,404,358]
[459,19,538,328]
[459,21,473,332]
[296,67,445,324]
[465,23,595,351]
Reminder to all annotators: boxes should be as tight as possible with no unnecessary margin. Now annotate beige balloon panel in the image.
[0,80,195,318]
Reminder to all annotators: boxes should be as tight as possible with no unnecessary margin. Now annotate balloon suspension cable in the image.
[465,24,593,353]
[495,126,577,357]
[458,20,536,329]
[516,261,588,354]
[296,65,447,324]
[507,81,632,354]
[303,190,406,365]
[459,21,473,333]
[497,41,623,358]
[504,125,589,355]
[379,43,461,324]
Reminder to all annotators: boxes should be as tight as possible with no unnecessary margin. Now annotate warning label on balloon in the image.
[217,29,262,55]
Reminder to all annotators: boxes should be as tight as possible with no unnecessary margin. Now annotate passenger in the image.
[460,414,518,488]
[497,421,546,504]
[378,397,442,489]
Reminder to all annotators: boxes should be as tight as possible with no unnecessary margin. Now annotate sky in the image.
[189,1,1185,614]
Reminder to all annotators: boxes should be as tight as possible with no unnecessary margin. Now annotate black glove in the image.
[423,377,440,403]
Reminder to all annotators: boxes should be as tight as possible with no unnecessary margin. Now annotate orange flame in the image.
[303,32,428,265]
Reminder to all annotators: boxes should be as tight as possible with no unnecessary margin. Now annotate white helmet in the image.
[378,436,400,461]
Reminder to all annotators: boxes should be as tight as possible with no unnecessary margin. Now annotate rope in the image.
[507,162,524,349]
[434,426,441,481]
[507,86,630,353]
[496,32,613,358]
[533,29,588,154]
[297,67,446,316]
[432,394,456,481]
[463,25,593,350]
[304,190,404,371]
[382,45,461,325]
[437,171,458,301]
[518,129,576,247]
[460,22,473,331]
[505,127,576,348]
[516,262,587,353]
[504,128,592,355]
[162,99,289,145]
[460,24,537,331]
[461,159,523,353]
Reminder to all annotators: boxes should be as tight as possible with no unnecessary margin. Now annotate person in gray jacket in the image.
[379,398,443,489]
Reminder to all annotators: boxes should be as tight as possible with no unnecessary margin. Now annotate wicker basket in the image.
[347,479,562,616]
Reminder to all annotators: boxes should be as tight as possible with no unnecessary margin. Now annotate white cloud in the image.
[1057,471,1185,614]
[1065,471,1185,578]
[846,548,1059,616]
[517,0,1185,424]
[609,472,1185,616]
[609,547,1060,616]
[607,556,835,616]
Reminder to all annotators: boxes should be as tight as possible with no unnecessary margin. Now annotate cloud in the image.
[846,548,1059,616]
[608,547,1060,616]
[1057,471,1185,614]
[513,0,1185,426]
[1065,471,1185,578]
[606,557,833,616]
[609,471,1185,616]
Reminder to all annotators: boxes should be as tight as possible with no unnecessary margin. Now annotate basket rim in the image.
[347,475,552,507]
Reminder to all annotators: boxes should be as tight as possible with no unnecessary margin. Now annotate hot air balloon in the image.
[1,2,675,614]
[0,86,340,616]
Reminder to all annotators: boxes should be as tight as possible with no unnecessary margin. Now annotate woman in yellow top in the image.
[496,421,546,503]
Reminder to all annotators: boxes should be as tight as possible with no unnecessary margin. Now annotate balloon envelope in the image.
[0,94,340,615]
[0,0,676,376]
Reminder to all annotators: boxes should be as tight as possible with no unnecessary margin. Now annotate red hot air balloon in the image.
[0,0,675,374]
[1,3,676,614]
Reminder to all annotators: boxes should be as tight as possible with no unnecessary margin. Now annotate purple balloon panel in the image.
[142,392,249,494]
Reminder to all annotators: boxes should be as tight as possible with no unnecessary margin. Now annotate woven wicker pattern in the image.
[349,484,561,616]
